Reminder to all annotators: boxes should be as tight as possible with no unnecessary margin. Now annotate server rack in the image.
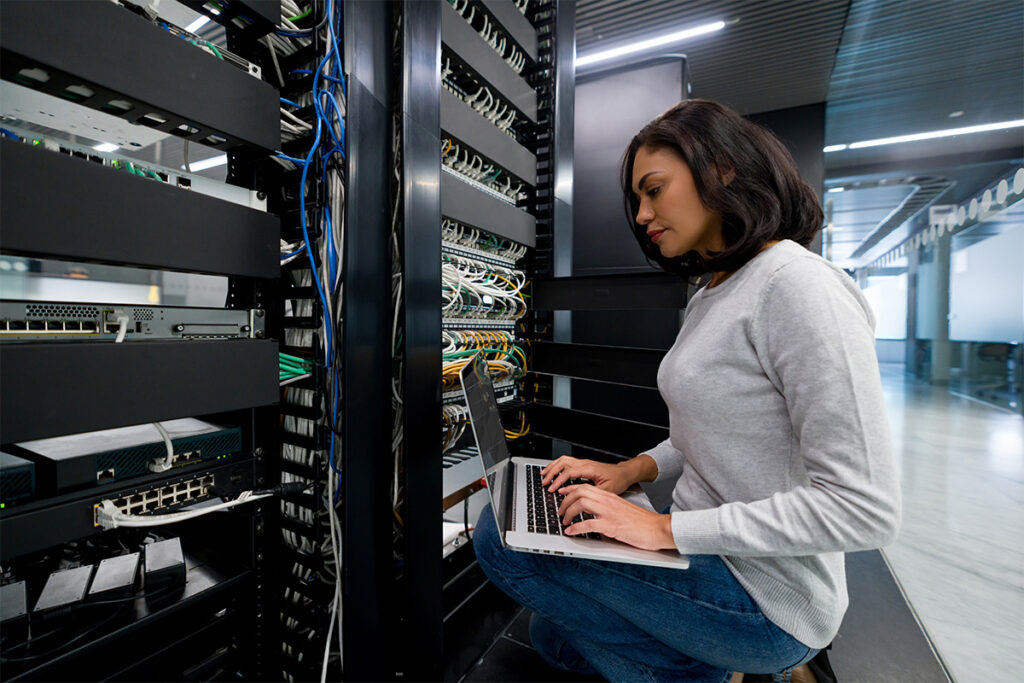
[0,1,280,678]
[391,2,574,679]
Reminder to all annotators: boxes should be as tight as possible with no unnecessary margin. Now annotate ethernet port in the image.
[65,321,81,331]
[96,468,116,483]
[46,320,64,331]
[104,323,120,334]
[81,321,97,332]
[9,321,27,331]
[27,320,44,330]
[0,321,7,331]
[177,177,192,189]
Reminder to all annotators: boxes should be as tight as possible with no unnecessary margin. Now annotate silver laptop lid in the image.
[459,352,514,541]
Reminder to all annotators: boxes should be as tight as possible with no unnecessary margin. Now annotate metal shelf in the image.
[0,139,279,278]
[480,0,538,62]
[0,1,280,153]
[530,341,664,388]
[441,0,536,122]
[527,403,669,459]
[0,340,279,443]
[442,89,536,184]
[441,171,536,247]
[531,272,691,310]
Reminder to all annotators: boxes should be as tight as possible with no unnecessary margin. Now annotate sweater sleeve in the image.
[669,259,901,556]
[642,439,685,483]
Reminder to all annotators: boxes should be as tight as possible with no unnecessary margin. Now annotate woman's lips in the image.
[648,228,667,243]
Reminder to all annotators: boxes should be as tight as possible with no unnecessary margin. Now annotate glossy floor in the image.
[880,363,1024,682]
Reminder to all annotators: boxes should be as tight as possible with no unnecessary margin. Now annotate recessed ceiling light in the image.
[826,187,845,193]
[948,110,964,118]
[576,20,727,68]
[92,142,119,153]
[185,16,211,33]
[823,144,847,153]
[184,154,227,172]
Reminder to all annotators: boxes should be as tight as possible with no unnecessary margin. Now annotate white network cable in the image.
[147,422,175,473]
[96,489,274,529]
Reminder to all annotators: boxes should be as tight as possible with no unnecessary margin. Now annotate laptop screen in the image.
[459,353,514,539]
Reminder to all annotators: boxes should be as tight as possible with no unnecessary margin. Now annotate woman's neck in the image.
[706,240,781,289]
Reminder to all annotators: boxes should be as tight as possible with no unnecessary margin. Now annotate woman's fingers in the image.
[558,484,607,522]
[564,518,601,537]
[540,456,575,485]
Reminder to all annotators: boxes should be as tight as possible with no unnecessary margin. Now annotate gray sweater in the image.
[645,240,900,649]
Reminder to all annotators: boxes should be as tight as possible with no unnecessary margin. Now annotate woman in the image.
[473,99,900,682]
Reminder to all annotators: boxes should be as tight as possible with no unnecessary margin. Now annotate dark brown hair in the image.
[620,99,823,282]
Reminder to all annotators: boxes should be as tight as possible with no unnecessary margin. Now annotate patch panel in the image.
[94,473,215,525]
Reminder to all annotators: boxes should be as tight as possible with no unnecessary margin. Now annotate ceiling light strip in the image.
[825,119,1024,152]
[576,20,727,68]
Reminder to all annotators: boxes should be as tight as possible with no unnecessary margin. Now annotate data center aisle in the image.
[879,363,1024,682]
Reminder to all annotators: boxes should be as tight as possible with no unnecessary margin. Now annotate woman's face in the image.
[631,145,723,260]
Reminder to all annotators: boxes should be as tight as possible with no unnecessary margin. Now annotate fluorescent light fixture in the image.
[184,16,211,33]
[826,187,845,193]
[576,20,726,68]
[92,142,119,153]
[185,154,228,172]
[847,119,1024,150]
[823,144,848,153]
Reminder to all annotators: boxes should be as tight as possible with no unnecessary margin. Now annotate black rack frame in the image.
[0,3,280,678]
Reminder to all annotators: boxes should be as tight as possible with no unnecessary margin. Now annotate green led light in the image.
[32,139,41,146]
[1,503,6,509]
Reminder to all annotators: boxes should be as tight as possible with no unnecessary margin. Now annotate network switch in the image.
[10,419,241,494]
[95,473,216,523]
[0,300,264,342]
[0,118,266,211]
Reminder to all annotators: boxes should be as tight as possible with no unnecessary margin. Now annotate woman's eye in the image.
[647,187,660,198]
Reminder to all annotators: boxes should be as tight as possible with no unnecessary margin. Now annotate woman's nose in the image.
[635,201,653,225]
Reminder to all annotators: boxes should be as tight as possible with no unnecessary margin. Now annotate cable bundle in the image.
[269,0,346,679]
[441,139,524,202]
[442,252,527,320]
[442,329,526,388]
[441,62,520,142]
[442,218,528,261]
[447,0,529,74]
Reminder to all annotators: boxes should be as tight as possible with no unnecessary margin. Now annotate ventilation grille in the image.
[1,469,34,500]
[132,308,155,321]
[25,304,100,319]
[95,429,243,480]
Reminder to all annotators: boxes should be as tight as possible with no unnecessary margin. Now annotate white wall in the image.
[862,273,908,340]
[949,222,1024,343]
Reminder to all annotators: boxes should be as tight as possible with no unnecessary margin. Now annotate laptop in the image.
[459,352,690,570]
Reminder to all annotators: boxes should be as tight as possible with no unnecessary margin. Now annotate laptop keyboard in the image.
[525,464,600,539]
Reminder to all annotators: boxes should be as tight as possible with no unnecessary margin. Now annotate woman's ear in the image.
[720,167,736,187]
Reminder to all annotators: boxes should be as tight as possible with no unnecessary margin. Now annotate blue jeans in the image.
[474,505,817,682]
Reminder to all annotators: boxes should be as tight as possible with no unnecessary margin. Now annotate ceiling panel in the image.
[576,0,850,115]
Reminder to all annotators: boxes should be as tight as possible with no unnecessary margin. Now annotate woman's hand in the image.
[541,456,632,495]
[541,454,658,495]
[557,485,676,551]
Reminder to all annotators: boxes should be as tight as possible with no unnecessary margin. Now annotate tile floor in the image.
[879,363,1024,682]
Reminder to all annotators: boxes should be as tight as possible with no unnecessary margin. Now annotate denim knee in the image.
[529,613,597,675]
